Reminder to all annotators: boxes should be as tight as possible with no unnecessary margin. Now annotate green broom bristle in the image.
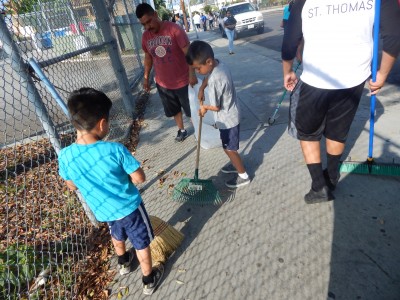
[173,178,222,205]
[340,162,400,176]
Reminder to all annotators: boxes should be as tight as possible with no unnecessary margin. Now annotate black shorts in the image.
[220,124,240,151]
[288,80,365,143]
[156,83,191,118]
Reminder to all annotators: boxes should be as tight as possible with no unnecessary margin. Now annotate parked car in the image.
[218,2,264,40]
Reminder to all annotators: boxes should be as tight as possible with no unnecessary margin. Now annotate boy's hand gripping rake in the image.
[172,111,222,205]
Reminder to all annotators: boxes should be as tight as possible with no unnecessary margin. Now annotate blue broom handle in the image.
[368,0,381,160]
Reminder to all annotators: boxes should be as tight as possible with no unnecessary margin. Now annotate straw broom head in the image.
[149,215,184,265]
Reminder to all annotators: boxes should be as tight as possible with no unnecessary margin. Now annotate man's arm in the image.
[182,44,198,87]
[281,0,304,91]
[143,52,153,92]
[369,51,397,94]
[369,1,400,94]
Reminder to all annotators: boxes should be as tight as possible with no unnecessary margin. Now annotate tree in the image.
[4,0,39,14]
[154,0,166,9]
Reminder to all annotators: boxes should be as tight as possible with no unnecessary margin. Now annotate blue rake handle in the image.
[368,0,381,161]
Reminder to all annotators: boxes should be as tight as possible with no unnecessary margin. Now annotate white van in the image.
[218,2,264,39]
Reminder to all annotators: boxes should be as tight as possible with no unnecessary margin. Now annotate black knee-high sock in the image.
[307,163,325,191]
[327,153,341,181]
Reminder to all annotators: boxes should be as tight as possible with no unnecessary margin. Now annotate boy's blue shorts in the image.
[108,202,154,250]
[220,124,240,151]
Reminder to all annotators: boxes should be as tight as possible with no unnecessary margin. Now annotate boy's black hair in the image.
[67,88,112,131]
[185,40,214,65]
[135,3,155,19]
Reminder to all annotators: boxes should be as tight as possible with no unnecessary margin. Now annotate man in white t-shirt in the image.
[193,13,201,30]
[281,0,375,204]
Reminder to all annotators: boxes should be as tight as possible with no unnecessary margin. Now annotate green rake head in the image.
[172,178,222,205]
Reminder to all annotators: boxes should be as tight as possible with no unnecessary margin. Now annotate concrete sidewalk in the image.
[110,29,400,300]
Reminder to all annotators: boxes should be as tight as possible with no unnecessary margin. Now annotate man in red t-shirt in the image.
[136,3,197,142]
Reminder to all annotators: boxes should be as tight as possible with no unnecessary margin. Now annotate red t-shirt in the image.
[142,22,190,89]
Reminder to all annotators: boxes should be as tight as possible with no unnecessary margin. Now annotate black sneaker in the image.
[175,130,188,142]
[119,248,136,276]
[225,174,250,188]
[323,169,339,191]
[143,264,164,295]
[304,186,335,204]
[221,164,238,174]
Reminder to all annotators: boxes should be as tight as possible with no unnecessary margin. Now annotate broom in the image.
[340,0,400,176]
[172,112,222,205]
[149,215,184,265]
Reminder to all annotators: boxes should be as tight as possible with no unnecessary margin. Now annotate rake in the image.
[267,60,302,125]
[172,113,222,205]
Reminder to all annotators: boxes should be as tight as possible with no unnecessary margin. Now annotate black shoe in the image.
[175,129,188,142]
[225,174,250,188]
[323,169,339,191]
[143,264,164,295]
[304,186,335,204]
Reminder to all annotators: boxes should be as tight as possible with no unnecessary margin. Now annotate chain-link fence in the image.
[0,0,144,298]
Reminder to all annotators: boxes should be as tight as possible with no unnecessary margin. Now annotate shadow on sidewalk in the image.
[326,87,400,298]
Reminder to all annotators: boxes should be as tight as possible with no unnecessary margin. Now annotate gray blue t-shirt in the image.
[207,59,239,129]
[58,141,142,222]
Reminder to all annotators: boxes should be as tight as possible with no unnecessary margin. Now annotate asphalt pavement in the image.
[109,25,400,300]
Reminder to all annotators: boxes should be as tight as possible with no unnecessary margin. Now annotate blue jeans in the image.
[224,28,234,53]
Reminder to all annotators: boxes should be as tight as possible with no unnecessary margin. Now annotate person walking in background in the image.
[186,41,250,188]
[369,0,400,94]
[136,3,197,142]
[174,13,184,29]
[200,13,208,31]
[208,12,214,29]
[193,12,201,30]
[223,10,237,55]
[281,0,377,204]
[58,88,164,295]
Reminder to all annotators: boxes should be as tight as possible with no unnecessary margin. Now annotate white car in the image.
[218,2,264,40]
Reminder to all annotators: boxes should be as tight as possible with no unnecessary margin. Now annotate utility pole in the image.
[180,0,189,32]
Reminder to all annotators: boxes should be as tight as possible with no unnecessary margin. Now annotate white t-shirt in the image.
[193,14,201,25]
[300,0,375,89]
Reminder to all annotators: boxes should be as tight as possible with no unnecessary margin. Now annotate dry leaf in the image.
[177,268,186,273]
[157,169,165,176]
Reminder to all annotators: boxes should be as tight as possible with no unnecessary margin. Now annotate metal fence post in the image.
[0,16,62,154]
[122,0,144,71]
[27,60,100,228]
[90,0,136,118]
